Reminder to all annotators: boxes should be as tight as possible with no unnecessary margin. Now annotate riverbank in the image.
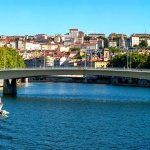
[29,76,150,87]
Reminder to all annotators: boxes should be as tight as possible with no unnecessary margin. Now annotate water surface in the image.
[0,83,150,149]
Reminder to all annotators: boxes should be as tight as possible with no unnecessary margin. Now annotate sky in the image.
[0,0,150,36]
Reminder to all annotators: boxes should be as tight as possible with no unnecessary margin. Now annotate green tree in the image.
[84,35,91,42]
[139,40,148,48]
[98,36,108,48]
[0,47,25,69]
[70,47,80,51]
[108,47,121,53]
[108,52,149,69]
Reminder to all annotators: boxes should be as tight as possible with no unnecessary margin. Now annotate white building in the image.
[59,46,69,52]
[60,56,68,66]
[25,42,41,50]
[50,41,58,50]
[10,42,17,49]
[54,34,62,43]
[64,34,72,46]
[147,39,150,47]
[41,44,51,50]
[131,36,139,47]
[0,41,6,47]
[86,43,98,50]
[108,40,117,47]
[69,29,79,43]
[18,40,25,50]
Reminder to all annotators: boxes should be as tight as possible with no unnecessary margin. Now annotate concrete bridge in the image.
[1,67,150,95]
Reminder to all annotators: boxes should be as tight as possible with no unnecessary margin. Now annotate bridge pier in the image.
[3,79,17,96]
[21,77,28,83]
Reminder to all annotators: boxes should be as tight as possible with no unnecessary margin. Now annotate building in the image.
[64,33,72,46]
[34,34,48,42]
[88,33,105,38]
[131,36,139,47]
[54,34,62,43]
[98,39,104,49]
[10,41,18,49]
[119,34,125,48]
[76,31,84,44]
[25,42,41,50]
[69,29,79,43]
[103,48,110,61]
[108,40,117,47]
[147,39,150,47]
[124,38,131,48]
[17,40,25,50]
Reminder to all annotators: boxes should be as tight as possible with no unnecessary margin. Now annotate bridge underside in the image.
[3,79,17,96]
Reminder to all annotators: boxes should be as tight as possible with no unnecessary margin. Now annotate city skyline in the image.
[0,0,150,36]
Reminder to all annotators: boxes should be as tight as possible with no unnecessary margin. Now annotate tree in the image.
[108,47,121,53]
[108,52,149,69]
[70,47,80,51]
[139,40,148,48]
[0,47,25,68]
[84,35,91,42]
[98,36,108,48]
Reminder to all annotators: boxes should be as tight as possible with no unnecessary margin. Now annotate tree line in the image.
[0,47,25,68]
[108,52,150,69]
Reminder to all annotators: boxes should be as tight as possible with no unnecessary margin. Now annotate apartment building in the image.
[88,33,105,38]
[69,29,79,43]
[131,36,139,47]
[108,40,117,47]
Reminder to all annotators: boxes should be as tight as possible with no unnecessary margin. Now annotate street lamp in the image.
[44,50,46,68]
[91,50,92,68]
[84,49,87,68]
[4,49,6,70]
[126,47,129,70]
[130,50,132,70]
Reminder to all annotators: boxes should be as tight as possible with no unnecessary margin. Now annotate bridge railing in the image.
[1,66,150,72]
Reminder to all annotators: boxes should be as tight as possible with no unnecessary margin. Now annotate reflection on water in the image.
[0,82,150,149]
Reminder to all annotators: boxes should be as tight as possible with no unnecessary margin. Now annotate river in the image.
[0,82,150,149]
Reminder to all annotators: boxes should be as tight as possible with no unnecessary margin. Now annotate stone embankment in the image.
[29,76,150,87]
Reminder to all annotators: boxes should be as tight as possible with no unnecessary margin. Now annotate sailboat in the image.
[0,98,9,117]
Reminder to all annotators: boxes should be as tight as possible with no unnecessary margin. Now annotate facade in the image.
[119,34,125,48]
[88,33,105,38]
[94,61,109,68]
[0,41,6,47]
[103,49,110,61]
[54,34,62,43]
[125,38,131,48]
[17,40,25,50]
[69,29,79,43]
[34,34,48,42]
[147,39,150,47]
[108,40,117,47]
[131,36,139,47]
[25,42,41,50]
[10,42,17,49]
[64,33,72,46]
[98,39,104,49]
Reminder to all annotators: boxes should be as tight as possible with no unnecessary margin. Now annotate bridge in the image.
[0,67,150,95]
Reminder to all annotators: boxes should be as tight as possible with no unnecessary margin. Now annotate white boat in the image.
[0,98,9,117]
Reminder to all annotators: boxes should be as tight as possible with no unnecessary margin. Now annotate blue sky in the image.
[0,0,150,36]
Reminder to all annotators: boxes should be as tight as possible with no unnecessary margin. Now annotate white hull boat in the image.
[0,98,9,117]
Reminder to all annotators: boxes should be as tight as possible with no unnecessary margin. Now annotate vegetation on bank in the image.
[108,47,121,53]
[108,52,150,69]
[0,47,25,68]
[70,47,80,51]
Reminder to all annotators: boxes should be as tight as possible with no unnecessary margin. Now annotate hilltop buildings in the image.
[0,29,150,68]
